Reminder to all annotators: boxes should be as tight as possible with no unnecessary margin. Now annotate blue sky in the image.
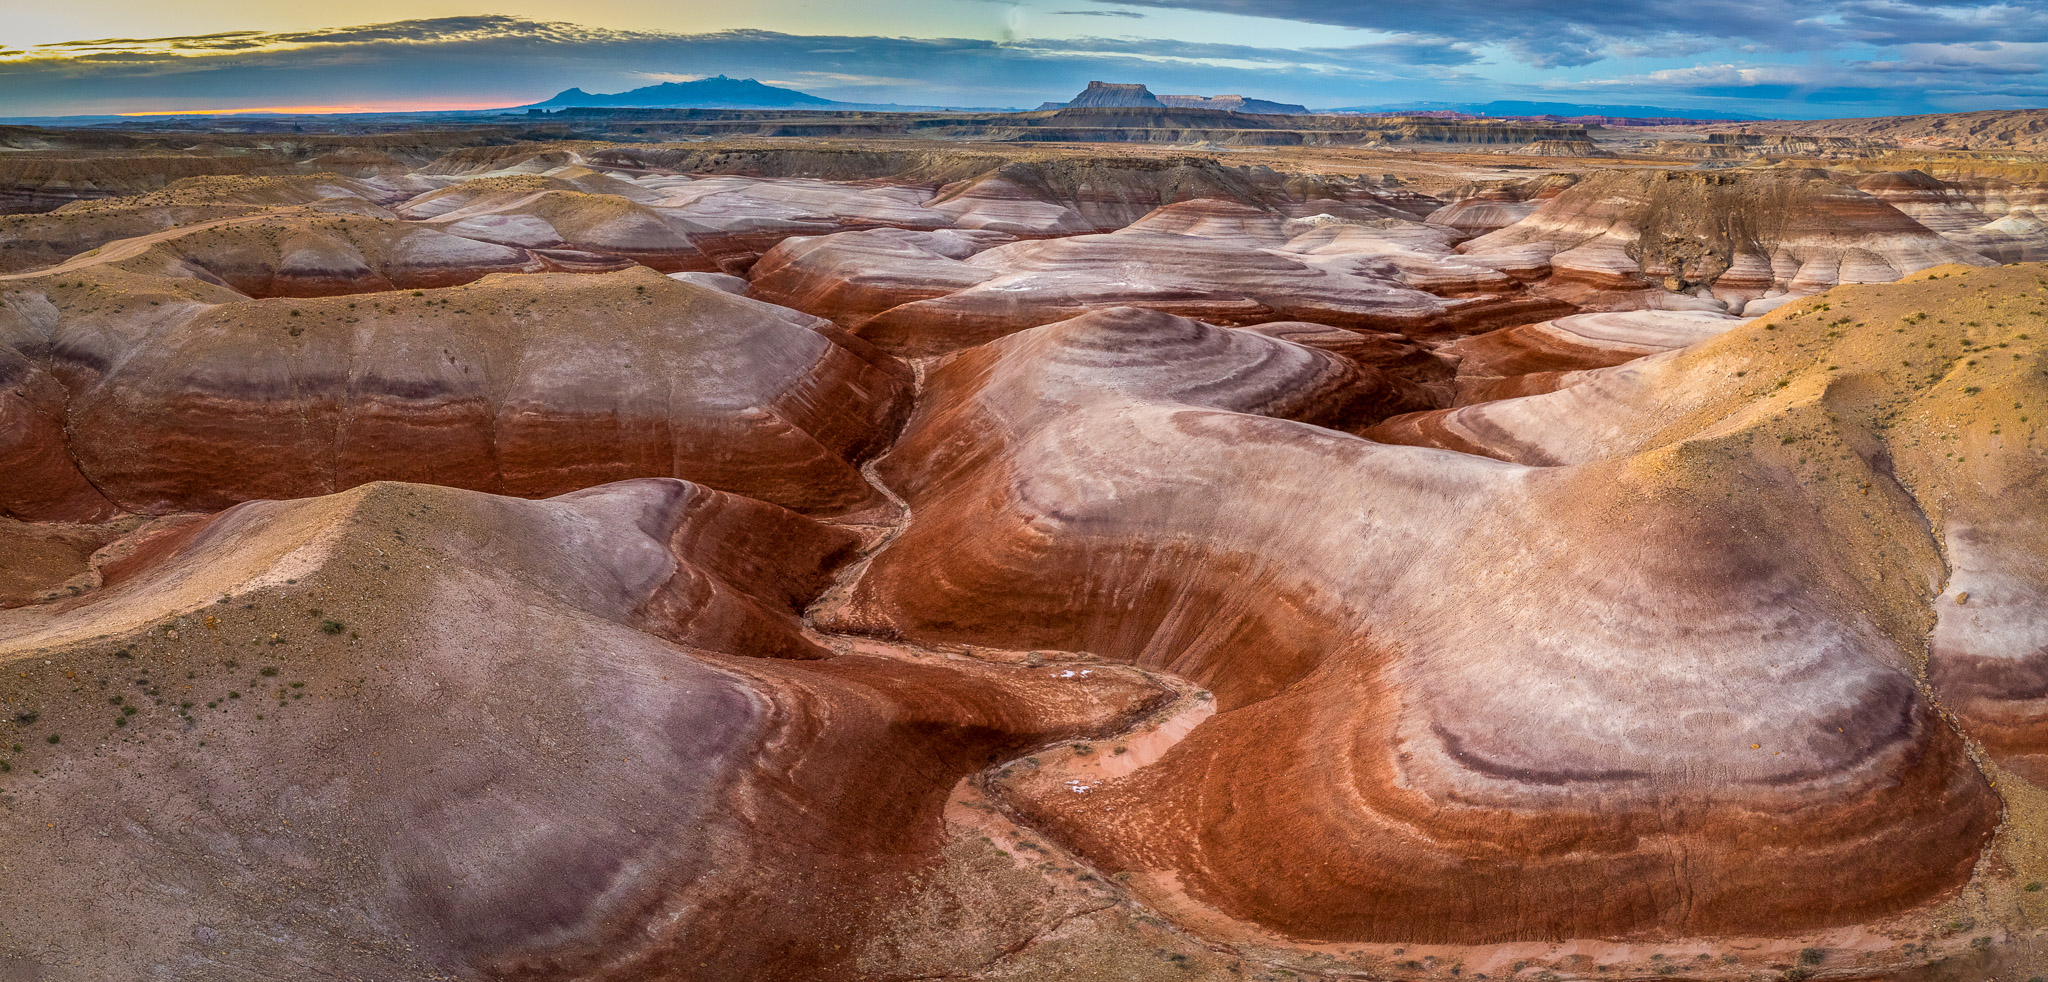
[2,0,2045,117]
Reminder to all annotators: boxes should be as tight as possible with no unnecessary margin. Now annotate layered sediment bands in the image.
[0,154,305,213]
[820,304,2000,945]
[0,479,1168,980]
[1429,309,1743,405]
[400,169,969,269]
[88,213,544,296]
[2,267,910,517]
[0,344,121,522]
[755,199,1567,358]
[596,145,1424,228]
[0,175,406,274]
[1425,174,1578,236]
[1369,263,2048,800]
[747,227,1014,324]
[849,231,1448,356]
[1858,169,2048,263]
[398,178,714,272]
[1461,169,1994,314]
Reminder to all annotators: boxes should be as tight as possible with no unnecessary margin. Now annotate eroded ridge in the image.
[819,304,2007,948]
[0,268,910,521]
[0,479,1175,980]
[6,132,2048,979]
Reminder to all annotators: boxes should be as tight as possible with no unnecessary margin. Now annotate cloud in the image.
[0,17,1484,116]
[0,12,2041,118]
[1102,0,2048,67]
[1537,40,2048,115]
[1055,9,1147,16]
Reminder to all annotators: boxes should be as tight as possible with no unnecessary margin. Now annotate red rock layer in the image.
[818,306,1997,945]
[0,478,1167,980]
[2,267,910,518]
[749,199,1571,358]
[1460,169,1994,314]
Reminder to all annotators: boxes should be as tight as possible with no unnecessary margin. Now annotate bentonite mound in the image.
[750,198,1570,357]
[1461,168,1995,314]
[0,174,408,274]
[817,300,2016,959]
[0,478,1172,980]
[0,267,910,520]
[6,139,2048,981]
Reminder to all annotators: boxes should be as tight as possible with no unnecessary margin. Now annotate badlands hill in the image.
[4,132,2048,980]
[1695,108,2048,152]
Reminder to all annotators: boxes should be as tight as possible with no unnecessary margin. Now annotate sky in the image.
[2,0,2046,118]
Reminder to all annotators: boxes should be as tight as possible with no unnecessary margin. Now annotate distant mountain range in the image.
[1331,100,1769,121]
[518,75,1001,112]
[524,76,835,110]
[515,78,1765,122]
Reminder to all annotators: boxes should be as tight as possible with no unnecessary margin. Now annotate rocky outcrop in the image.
[1461,168,1993,314]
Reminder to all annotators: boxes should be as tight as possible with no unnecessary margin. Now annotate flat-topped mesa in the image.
[1158,94,1312,115]
[817,303,2002,951]
[0,267,910,520]
[0,477,1168,979]
[1051,81,1318,115]
[1060,81,1167,109]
